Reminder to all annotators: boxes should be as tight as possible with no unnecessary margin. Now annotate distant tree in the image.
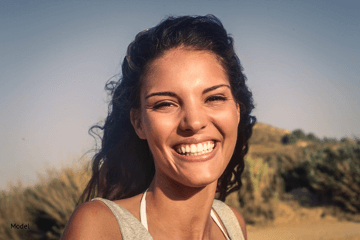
[306,133,319,142]
[323,137,338,143]
[292,129,306,140]
[281,134,297,144]
[282,129,308,144]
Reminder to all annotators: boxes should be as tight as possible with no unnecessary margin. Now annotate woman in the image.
[61,14,255,240]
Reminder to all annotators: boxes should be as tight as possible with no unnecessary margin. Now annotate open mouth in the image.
[173,141,216,156]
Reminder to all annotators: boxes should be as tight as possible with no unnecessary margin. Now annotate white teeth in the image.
[175,141,215,156]
[203,143,208,151]
[190,144,197,153]
[197,143,203,152]
[181,146,185,153]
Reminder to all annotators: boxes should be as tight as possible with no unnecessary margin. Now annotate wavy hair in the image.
[79,14,256,203]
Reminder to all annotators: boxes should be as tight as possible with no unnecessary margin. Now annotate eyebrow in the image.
[145,84,230,99]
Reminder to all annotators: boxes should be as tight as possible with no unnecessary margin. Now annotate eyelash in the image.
[152,96,228,109]
[152,102,174,109]
[206,96,228,102]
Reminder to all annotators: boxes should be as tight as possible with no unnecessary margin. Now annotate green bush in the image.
[282,129,320,144]
[235,157,279,224]
[281,134,297,144]
[306,133,320,142]
[282,143,360,213]
[322,137,338,143]
[292,129,306,140]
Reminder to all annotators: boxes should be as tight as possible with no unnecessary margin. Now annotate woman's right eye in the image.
[153,102,175,109]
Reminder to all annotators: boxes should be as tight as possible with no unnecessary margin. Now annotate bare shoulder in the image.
[61,200,122,240]
[228,205,247,240]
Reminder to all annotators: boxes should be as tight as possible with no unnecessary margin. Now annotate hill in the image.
[1,122,359,240]
[249,122,291,145]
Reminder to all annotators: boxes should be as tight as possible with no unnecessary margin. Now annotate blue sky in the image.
[1,0,359,190]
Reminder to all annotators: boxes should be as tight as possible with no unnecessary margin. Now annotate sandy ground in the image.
[247,221,360,240]
[246,201,360,240]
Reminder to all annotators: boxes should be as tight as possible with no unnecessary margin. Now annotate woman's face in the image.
[131,48,240,188]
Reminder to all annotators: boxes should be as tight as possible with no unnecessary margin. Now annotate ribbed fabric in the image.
[92,197,153,239]
[139,188,231,239]
[91,197,245,240]
[212,200,245,240]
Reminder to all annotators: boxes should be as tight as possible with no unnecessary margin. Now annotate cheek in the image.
[216,106,239,135]
[143,113,174,145]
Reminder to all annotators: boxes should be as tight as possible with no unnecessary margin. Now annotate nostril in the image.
[180,110,208,130]
[180,119,207,132]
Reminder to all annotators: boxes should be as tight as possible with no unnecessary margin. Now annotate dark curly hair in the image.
[79,14,256,204]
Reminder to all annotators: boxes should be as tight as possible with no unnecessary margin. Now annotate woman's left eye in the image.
[206,96,227,102]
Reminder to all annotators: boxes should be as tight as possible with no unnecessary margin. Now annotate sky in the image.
[1,0,359,191]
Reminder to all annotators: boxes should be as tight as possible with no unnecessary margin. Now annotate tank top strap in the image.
[212,199,245,240]
[140,188,149,230]
[210,208,231,240]
[141,189,238,240]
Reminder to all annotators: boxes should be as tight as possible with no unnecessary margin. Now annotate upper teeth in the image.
[176,141,215,155]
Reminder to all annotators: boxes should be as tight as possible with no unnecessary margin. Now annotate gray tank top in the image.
[92,189,245,240]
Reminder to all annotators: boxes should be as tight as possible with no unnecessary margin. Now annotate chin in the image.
[178,171,220,189]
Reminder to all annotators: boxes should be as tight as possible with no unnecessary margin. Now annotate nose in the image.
[178,103,208,133]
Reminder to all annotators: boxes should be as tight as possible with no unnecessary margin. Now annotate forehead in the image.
[142,48,229,93]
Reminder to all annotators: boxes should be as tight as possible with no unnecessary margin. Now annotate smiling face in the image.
[130,48,240,189]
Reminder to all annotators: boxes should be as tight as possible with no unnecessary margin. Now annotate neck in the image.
[146,173,218,240]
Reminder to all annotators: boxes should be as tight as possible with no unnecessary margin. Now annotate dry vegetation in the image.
[1,123,359,239]
[0,163,91,240]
